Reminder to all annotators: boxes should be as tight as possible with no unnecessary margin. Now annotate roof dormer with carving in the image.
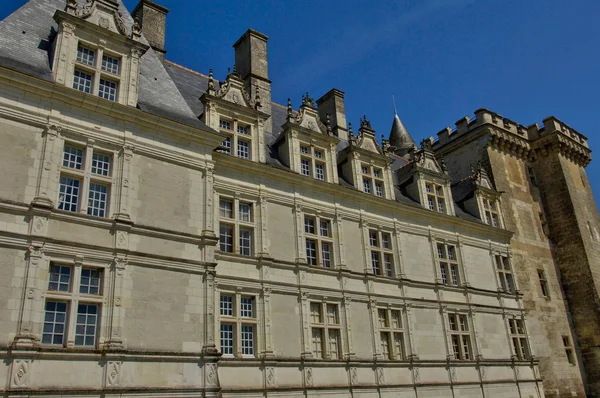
[52,0,149,106]
[338,116,395,200]
[273,94,340,183]
[396,138,455,216]
[201,66,270,163]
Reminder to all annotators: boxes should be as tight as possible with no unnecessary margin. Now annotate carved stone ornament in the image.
[106,361,122,386]
[11,360,31,388]
[350,367,358,385]
[205,363,218,387]
[214,67,254,108]
[377,367,385,384]
[266,367,275,386]
[305,367,313,386]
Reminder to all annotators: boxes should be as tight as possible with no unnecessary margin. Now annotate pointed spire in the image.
[287,98,293,121]
[389,110,416,157]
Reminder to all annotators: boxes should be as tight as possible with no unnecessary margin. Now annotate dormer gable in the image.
[338,116,395,199]
[396,137,455,215]
[274,94,340,183]
[452,162,504,228]
[52,0,149,107]
[201,67,270,163]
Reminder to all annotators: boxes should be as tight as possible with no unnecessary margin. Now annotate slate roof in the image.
[0,0,212,132]
[0,0,496,226]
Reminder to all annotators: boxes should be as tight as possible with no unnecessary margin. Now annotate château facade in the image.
[0,0,598,397]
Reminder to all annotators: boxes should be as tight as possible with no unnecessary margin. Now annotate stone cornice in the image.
[530,130,592,167]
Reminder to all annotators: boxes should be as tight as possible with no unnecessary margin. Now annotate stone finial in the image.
[65,0,78,14]
[440,157,448,173]
[254,86,262,110]
[287,98,293,120]
[207,68,215,94]
[227,67,231,77]
[360,115,372,129]
[420,138,433,151]
[131,17,141,40]
[302,92,315,108]
[348,122,356,146]
[326,114,332,135]
[382,134,391,154]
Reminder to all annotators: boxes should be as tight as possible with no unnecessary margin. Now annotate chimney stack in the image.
[132,0,169,61]
[233,29,272,132]
[317,89,348,140]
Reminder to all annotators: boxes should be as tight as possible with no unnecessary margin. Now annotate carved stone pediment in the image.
[214,68,257,109]
[66,0,130,37]
[286,94,330,136]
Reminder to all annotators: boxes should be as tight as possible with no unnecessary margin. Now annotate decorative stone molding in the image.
[11,359,31,388]
[105,361,122,386]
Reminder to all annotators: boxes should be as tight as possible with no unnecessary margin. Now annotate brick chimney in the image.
[132,0,169,61]
[233,29,272,132]
[317,89,348,141]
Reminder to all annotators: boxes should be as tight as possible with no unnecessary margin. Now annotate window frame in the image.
[217,117,254,161]
[495,254,515,293]
[447,312,474,360]
[304,214,334,268]
[42,261,105,348]
[376,307,406,360]
[368,229,395,277]
[436,242,460,287]
[218,196,255,257]
[361,163,385,197]
[72,42,122,102]
[309,301,342,359]
[58,141,114,218]
[538,269,549,298]
[508,317,530,360]
[299,142,327,181]
[424,181,447,213]
[218,291,258,358]
[481,196,501,227]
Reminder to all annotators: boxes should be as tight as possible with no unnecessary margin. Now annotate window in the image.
[73,44,121,102]
[425,182,446,213]
[304,215,334,268]
[448,313,472,360]
[218,118,254,160]
[42,263,103,347]
[563,336,575,365]
[495,255,514,293]
[538,270,549,298]
[378,308,405,360]
[310,302,341,359]
[437,243,459,286]
[482,198,500,227]
[299,142,327,181]
[361,164,385,197]
[219,293,257,357]
[58,144,112,217]
[219,197,254,256]
[509,318,529,360]
[369,230,394,277]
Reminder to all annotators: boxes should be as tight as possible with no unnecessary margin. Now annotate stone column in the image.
[300,292,312,358]
[405,304,419,360]
[293,203,305,263]
[457,236,471,287]
[113,144,133,222]
[368,298,379,359]
[257,195,269,256]
[104,256,128,350]
[203,165,216,237]
[261,287,274,358]
[333,210,346,268]
[12,245,45,348]
[441,305,453,360]
[470,308,484,360]
[32,124,61,208]
[342,296,355,359]
[393,225,406,278]
[66,256,83,348]
[202,270,218,355]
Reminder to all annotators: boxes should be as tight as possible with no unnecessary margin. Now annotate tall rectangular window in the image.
[98,79,118,101]
[217,119,254,160]
[448,313,472,360]
[298,143,327,181]
[219,293,258,357]
[378,308,405,360]
[219,197,254,257]
[496,255,514,293]
[237,139,250,159]
[425,182,446,213]
[369,230,394,277]
[509,318,529,360]
[437,243,459,286]
[482,198,500,227]
[563,336,575,365]
[58,144,112,217]
[304,215,334,268]
[538,269,549,298]
[301,159,311,176]
[73,70,93,94]
[310,302,341,359]
[361,164,385,197]
[74,44,121,101]
[42,263,104,347]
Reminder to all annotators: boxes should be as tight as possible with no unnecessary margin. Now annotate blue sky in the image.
[2,0,600,202]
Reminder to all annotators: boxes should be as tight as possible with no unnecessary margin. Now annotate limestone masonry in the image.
[0,0,598,397]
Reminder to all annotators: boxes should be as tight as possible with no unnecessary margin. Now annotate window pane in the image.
[48,264,72,292]
[371,252,380,275]
[384,254,393,277]
[239,203,252,222]
[381,233,391,249]
[91,153,111,176]
[326,304,339,324]
[315,163,325,180]
[79,268,101,295]
[381,331,390,359]
[300,145,309,154]
[310,303,321,323]
[378,309,388,327]
[58,176,81,212]
[42,301,68,345]
[240,297,254,318]
[219,200,233,218]
[393,332,404,359]
[74,304,99,346]
[87,183,108,217]
[77,46,95,65]
[241,325,254,355]
[369,231,378,247]
[450,264,459,286]
[220,295,233,316]
[219,120,232,130]
[440,263,448,284]
[99,79,118,102]
[306,239,317,265]
[63,145,84,169]
[237,124,249,135]
[363,179,371,194]
[304,217,315,234]
[328,329,340,359]
[101,54,120,74]
[239,228,252,256]
[220,323,234,355]
[391,310,401,329]
[311,328,323,358]
[301,159,311,176]
[319,220,330,237]
[237,140,250,159]
[375,182,383,197]
[220,137,231,154]
[321,242,331,268]
[219,224,233,252]
[427,196,435,211]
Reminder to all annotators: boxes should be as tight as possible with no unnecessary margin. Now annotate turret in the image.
[389,110,416,157]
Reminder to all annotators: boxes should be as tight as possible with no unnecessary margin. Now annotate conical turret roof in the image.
[389,112,416,156]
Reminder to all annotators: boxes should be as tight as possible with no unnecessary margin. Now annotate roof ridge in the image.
[164,60,209,79]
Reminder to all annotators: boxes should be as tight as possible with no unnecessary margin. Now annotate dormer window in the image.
[300,142,327,181]
[425,182,446,213]
[72,42,121,102]
[361,164,384,197]
[218,118,252,160]
[482,198,500,227]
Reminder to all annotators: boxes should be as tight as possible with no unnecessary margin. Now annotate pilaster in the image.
[300,291,312,358]
[32,124,61,208]
[342,296,355,359]
[202,269,218,355]
[260,287,274,358]
[103,256,128,350]
[113,144,133,222]
[203,164,216,236]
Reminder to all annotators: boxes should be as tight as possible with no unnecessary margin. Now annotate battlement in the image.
[433,108,589,151]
